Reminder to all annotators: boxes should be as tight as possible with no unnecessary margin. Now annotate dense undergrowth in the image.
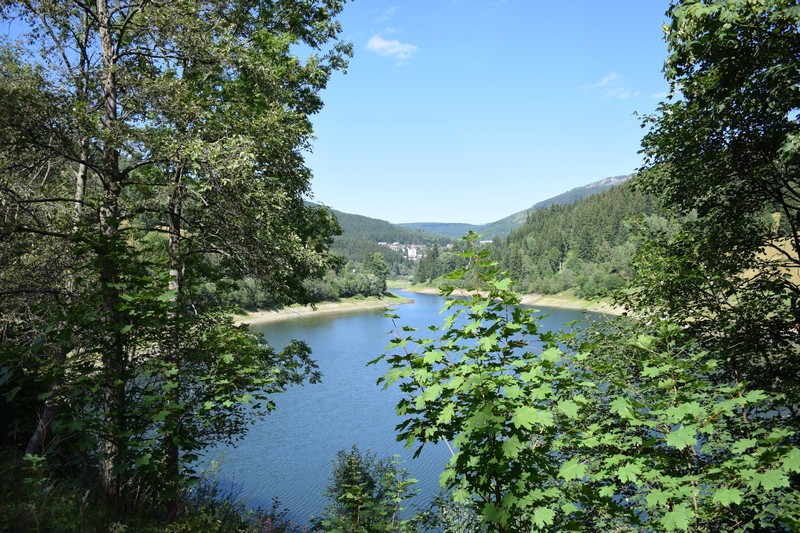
[0,448,310,533]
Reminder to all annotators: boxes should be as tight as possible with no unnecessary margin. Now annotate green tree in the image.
[413,244,439,284]
[0,0,350,512]
[364,252,390,293]
[374,233,800,531]
[633,0,800,411]
[490,182,655,297]
[317,445,418,532]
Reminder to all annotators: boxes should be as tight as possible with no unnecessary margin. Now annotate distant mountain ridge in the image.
[330,208,452,245]
[399,174,634,239]
[390,222,484,240]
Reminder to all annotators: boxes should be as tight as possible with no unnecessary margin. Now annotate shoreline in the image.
[236,286,625,325]
[234,293,414,325]
[397,285,625,316]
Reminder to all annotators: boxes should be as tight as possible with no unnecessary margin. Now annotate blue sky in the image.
[306,1,672,224]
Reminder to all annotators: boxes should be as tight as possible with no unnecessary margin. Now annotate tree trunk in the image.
[25,7,92,457]
[25,403,57,455]
[96,0,128,506]
[164,164,184,518]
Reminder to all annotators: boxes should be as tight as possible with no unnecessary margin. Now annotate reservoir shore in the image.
[235,293,413,325]
[401,286,624,315]
[237,285,623,325]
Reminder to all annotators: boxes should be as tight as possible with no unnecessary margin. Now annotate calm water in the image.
[206,290,597,523]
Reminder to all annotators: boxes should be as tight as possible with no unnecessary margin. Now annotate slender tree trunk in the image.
[96,0,128,506]
[25,0,93,455]
[25,403,58,455]
[164,164,184,517]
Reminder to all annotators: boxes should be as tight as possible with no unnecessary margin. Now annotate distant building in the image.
[378,242,425,260]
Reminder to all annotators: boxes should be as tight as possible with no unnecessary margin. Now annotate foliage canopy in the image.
[375,234,800,531]
[0,0,350,514]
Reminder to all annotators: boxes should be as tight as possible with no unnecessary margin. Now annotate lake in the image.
[206,290,598,524]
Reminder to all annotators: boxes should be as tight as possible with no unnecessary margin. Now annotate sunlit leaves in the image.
[376,234,586,530]
[531,506,556,529]
[1,0,350,511]
[513,406,554,430]
[316,446,419,531]
[554,399,578,419]
[558,458,586,482]
[712,487,743,507]
[661,504,693,532]
[665,425,698,450]
[378,232,800,531]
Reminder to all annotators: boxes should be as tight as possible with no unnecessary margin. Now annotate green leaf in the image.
[540,346,562,363]
[504,384,523,399]
[781,448,800,472]
[646,488,670,508]
[478,333,498,351]
[422,350,445,365]
[382,367,407,388]
[667,401,703,422]
[437,403,455,425]
[642,365,661,377]
[495,277,513,291]
[630,334,657,350]
[152,410,170,422]
[558,457,586,481]
[557,399,580,419]
[3,385,21,403]
[513,406,554,430]
[421,384,443,403]
[446,375,465,391]
[157,289,178,302]
[37,390,53,401]
[617,463,641,483]
[561,502,579,515]
[747,469,790,491]
[609,396,634,419]
[135,453,151,467]
[502,435,524,460]
[598,485,616,498]
[665,425,697,450]
[730,438,757,454]
[711,487,743,507]
[532,506,556,528]
[743,389,768,404]
[661,503,693,531]
[483,502,506,525]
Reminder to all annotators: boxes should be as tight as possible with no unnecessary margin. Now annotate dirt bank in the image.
[235,294,413,325]
[399,285,624,316]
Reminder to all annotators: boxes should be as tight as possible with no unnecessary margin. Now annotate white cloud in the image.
[367,34,419,64]
[377,6,399,22]
[584,71,639,100]
[606,87,640,100]
[594,72,619,88]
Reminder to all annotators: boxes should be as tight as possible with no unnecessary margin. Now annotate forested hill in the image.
[482,174,633,237]
[396,221,484,239]
[327,208,452,274]
[490,179,658,297]
[399,174,634,239]
[331,209,452,246]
